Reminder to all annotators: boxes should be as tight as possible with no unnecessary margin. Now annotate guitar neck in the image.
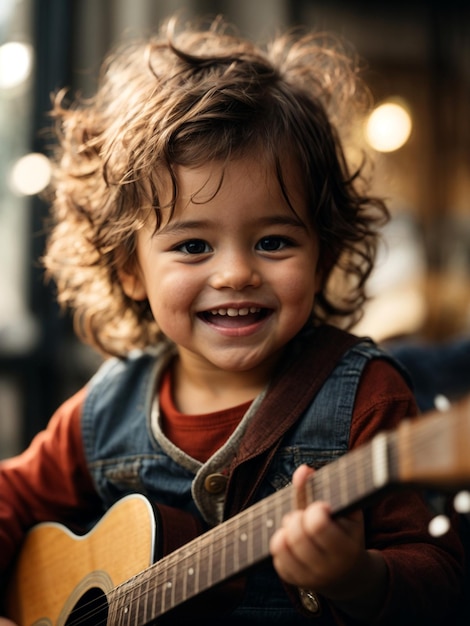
[107,432,397,624]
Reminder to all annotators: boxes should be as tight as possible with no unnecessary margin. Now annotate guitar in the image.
[6,397,470,626]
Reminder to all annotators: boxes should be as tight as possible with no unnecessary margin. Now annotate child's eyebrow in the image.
[155,220,212,237]
[156,215,308,236]
[259,215,309,230]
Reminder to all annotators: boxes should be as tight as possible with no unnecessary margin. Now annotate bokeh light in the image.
[0,41,33,89]
[9,153,52,196]
[365,101,412,153]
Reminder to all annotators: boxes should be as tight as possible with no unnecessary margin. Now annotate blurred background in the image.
[1,0,469,457]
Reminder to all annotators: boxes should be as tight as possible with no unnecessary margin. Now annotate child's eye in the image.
[256,236,291,252]
[174,239,212,255]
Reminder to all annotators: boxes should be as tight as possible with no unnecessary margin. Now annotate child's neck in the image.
[170,356,279,414]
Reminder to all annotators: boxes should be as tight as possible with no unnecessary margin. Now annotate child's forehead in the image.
[150,153,309,229]
[175,155,271,188]
[173,153,302,200]
[172,144,300,183]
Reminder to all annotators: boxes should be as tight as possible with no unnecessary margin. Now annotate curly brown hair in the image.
[44,15,388,357]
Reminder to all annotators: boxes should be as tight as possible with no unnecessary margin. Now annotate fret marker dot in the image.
[188,567,194,575]
[124,607,129,614]
[266,519,274,528]
[167,581,173,588]
[240,532,247,542]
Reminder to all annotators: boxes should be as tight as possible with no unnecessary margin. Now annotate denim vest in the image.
[82,336,392,624]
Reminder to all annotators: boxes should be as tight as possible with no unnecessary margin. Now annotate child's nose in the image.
[210,253,262,290]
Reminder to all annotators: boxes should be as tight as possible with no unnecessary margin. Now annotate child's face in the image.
[121,155,321,376]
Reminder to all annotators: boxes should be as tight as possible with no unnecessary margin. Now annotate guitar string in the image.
[61,413,455,625]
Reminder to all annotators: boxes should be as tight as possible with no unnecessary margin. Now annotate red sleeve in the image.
[334,359,465,625]
[0,388,100,575]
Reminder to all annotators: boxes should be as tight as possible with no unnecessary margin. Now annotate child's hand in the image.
[270,464,366,594]
[269,464,387,621]
[0,619,17,626]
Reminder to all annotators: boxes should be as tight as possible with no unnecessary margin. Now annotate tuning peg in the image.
[434,394,451,412]
[428,514,451,537]
[454,491,470,515]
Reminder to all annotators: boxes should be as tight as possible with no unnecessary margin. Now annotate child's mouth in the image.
[199,307,270,327]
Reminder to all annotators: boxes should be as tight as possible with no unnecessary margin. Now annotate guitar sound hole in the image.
[64,588,108,626]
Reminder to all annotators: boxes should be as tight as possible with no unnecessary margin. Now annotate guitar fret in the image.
[323,464,331,503]
[241,509,252,565]
[137,575,149,624]
[161,561,174,607]
[112,587,132,626]
[154,570,166,616]
[220,529,227,580]
[238,530,248,568]
[182,549,196,603]
[260,498,270,551]
[107,590,117,625]
[349,452,361,505]
[150,570,158,618]
[206,539,214,589]
[174,573,185,607]
[231,515,239,572]
[125,587,133,626]
[356,446,366,500]
[159,578,170,616]
[200,539,211,587]
[193,544,201,598]
[122,592,130,626]
[133,586,141,626]
[163,577,174,614]
[232,511,251,575]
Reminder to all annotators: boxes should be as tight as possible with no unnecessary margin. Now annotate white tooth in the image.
[211,307,259,316]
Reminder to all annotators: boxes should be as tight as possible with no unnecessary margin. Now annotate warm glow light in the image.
[10,153,52,196]
[0,41,33,89]
[365,101,412,152]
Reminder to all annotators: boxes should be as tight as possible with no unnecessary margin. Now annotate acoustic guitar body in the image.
[6,495,155,626]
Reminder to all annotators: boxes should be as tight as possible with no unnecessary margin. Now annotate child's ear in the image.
[119,269,148,301]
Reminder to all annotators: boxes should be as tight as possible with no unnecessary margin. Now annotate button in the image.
[204,473,228,494]
[298,588,321,614]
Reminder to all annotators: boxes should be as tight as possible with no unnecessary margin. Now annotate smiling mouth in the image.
[199,307,271,327]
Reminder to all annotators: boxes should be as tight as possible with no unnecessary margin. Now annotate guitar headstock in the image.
[396,395,470,489]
